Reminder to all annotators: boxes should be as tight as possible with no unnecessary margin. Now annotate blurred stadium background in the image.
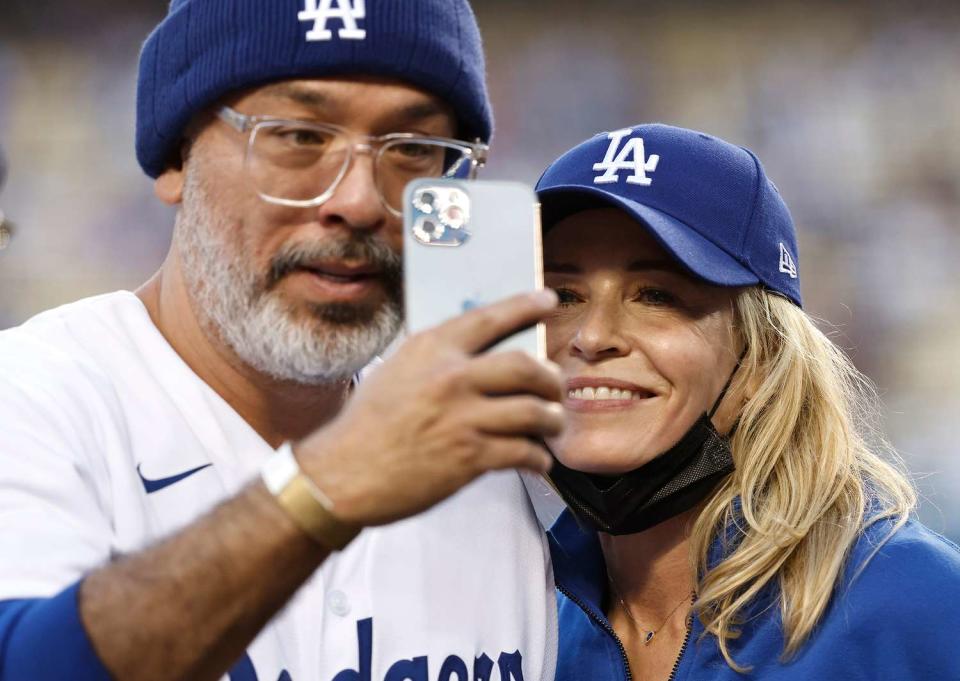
[2,0,959,539]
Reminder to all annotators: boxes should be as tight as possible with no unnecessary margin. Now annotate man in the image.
[0,2,563,680]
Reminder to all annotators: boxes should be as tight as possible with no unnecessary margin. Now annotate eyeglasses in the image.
[0,150,10,251]
[217,107,488,216]
[0,209,11,252]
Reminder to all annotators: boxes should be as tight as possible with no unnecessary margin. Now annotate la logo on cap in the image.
[300,0,367,41]
[593,128,660,186]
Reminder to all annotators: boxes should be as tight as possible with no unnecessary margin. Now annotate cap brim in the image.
[539,185,760,289]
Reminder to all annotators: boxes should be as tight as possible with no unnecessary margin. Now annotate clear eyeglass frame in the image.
[0,150,10,251]
[0,209,11,251]
[217,106,489,217]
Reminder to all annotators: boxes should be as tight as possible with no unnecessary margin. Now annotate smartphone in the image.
[402,178,544,358]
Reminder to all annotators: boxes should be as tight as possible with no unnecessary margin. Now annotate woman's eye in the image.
[553,287,582,306]
[635,287,676,306]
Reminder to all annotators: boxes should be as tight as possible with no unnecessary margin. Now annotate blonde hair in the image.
[689,288,916,671]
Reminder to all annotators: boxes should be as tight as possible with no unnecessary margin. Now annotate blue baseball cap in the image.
[536,124,802,307]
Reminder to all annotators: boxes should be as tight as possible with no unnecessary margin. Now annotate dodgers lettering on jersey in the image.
[331,618,524,681]
[231,617,525,681]
[299,0,367,41]
[229,653,290,681]
[592,128,660,186]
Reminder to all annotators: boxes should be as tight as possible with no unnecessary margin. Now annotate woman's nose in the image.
[570,300,632,361]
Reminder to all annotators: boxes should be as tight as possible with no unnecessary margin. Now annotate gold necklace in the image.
[608,580,695,645]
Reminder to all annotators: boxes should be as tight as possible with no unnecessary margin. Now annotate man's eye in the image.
[386,143,445,170]
[393,142,433,158]
[275,127,330,147]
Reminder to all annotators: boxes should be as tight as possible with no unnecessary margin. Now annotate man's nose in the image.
[316,149,388,232]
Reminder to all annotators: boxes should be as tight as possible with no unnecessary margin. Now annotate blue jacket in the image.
[548,509,960,680]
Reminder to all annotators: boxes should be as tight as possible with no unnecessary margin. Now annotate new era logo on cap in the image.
[779,243,798,279]
[300,0,367,42]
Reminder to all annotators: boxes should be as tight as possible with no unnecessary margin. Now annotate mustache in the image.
[266,235,402,290]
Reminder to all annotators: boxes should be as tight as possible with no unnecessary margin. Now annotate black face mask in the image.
[547,362,741,536]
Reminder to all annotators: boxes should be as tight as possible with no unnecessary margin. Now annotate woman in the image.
[536,124,960,680]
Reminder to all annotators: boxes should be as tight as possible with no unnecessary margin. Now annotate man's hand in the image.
[297,289,564,526]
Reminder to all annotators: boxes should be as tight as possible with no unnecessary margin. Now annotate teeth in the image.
[567,387,641,401]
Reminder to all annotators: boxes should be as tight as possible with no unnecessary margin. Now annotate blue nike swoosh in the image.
[137,463,213,494]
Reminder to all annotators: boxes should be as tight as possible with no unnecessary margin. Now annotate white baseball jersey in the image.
[0,291,557,681]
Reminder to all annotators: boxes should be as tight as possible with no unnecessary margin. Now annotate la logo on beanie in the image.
[299,0,367,41]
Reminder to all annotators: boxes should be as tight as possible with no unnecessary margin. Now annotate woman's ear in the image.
[711,350,758,437]
[742,370,761,402]
[712,385,745,437]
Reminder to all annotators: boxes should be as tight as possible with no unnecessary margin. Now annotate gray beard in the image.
[174,170,403,385]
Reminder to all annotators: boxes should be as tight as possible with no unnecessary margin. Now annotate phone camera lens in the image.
[413,216,445,244]
[439,204,467,230]
[413,189,438,215]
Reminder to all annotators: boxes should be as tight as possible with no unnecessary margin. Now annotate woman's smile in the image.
[564,376,657,412]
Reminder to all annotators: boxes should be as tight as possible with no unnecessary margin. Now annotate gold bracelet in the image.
[260,443,360,551]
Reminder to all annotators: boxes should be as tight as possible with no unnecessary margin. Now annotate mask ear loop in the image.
[708,346,749,420]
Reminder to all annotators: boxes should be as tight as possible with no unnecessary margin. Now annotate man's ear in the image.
[154,129,200,206]
[155,166,185,205]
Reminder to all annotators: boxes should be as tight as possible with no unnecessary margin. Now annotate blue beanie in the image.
[136,0,493,178]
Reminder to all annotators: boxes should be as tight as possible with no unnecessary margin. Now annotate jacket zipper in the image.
[558,582,695,681]
[666,610,693,681]
[556,583,633,681]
